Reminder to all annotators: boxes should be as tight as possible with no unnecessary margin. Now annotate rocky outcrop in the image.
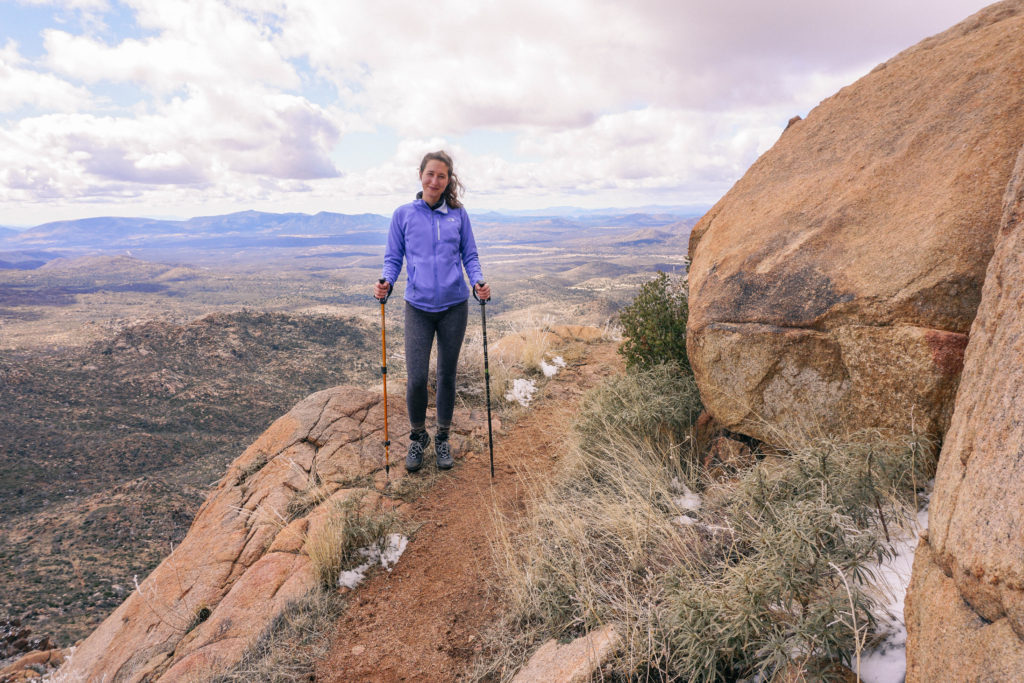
[0,649,65,683]
[54,385,414,682]
[687,1,1024,443]
[905,143,1024,678]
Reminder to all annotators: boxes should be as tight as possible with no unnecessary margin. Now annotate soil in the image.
[315,340,624,682]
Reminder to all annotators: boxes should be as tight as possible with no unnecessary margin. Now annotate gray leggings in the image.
[404,300,468,434]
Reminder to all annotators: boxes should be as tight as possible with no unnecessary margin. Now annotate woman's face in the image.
[420,159,450,206]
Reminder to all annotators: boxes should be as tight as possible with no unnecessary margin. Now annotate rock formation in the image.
[687,0,1024,443]
[54,385,413,682]
[904,143,1024,678]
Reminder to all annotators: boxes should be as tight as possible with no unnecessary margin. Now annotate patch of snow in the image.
[669,479,702,526]
[380,533,408,570]
[505,378,537,406]
[540,356,566,377]
[858,486,932,683]
[338,564,372,590]
[674,487,702,512]
[670,477,702,511]
[337,534,411,590]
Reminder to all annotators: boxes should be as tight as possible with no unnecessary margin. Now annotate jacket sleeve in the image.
[459,209,484,286]
[382,209,405,284]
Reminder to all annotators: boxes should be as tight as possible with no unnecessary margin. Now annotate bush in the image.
[617,271,690,372]
[667,432,935,681]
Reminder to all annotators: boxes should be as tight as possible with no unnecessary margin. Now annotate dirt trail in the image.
[316,340,623,682]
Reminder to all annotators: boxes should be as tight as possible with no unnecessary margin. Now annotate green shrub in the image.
[617,271,690,372]
[667,432,934,681]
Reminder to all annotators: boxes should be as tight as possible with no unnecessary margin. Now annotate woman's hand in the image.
[374,280,391,300]
[474,281,491,301]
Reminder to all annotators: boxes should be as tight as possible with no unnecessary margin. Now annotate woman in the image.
[374,151,491,472]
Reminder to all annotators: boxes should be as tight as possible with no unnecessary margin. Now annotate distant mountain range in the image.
[1,210,387,251]
[0,209,697,269]
[477,204,709,218]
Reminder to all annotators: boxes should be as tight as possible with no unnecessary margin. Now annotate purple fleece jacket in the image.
[381,198,484,312]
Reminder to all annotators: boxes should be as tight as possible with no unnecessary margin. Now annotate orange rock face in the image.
[905,142,1024,678]
[54,385,407,682]
[687,1,1024,442]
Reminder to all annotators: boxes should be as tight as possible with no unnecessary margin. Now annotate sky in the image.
[0,0,996,226]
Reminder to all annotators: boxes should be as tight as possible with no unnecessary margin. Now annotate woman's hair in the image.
[419,150,464,209]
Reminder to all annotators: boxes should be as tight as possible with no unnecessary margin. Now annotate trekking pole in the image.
[473,284,495,479]
[377,279,392,478]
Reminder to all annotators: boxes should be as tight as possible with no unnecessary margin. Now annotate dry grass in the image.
[305,495,404,590]
[471,364,935,682]
[209,588,347,682]
[514,325,553,375]
[457,327,513,411]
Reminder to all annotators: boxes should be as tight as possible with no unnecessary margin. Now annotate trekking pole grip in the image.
[377,278,392,304]
[472,281,490,304]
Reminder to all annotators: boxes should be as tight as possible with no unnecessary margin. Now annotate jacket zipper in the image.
[432,211,440,307]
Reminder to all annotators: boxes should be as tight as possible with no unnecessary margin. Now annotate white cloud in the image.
[0,82,341,207]
[272,0,991,134]
[42,3,299,92]
[0,40,93,112]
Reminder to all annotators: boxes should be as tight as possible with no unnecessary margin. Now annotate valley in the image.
[0,209,693,647]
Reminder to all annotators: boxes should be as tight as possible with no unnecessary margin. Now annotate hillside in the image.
[0,310,376,645]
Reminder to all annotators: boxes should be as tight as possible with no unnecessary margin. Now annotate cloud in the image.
[273,0,990,135]
[0,0,996,223]
[447,106,785,203]
[0,40,93,112]
[42,2,299,92]
[0,82,341,206]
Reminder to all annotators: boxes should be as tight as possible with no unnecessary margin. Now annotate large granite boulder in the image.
[54,385,405,682]
[904,143,1024,679]
[687,0,1024,442]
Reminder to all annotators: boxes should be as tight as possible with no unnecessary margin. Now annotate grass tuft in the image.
[305,495,403,590]
[209,589,347,682]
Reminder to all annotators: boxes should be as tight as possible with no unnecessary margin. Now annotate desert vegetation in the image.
[616,270,690,372]
[472,273,935,681]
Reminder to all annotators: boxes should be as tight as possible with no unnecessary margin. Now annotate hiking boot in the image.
[405,431,431,472]
[435,438,454,470]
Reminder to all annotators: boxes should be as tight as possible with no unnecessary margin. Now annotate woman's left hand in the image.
[474,281,491,301]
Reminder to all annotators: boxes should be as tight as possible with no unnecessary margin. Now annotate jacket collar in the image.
[415,192,448,213]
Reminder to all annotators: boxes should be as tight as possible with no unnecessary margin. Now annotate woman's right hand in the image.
[374,280,391,300]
